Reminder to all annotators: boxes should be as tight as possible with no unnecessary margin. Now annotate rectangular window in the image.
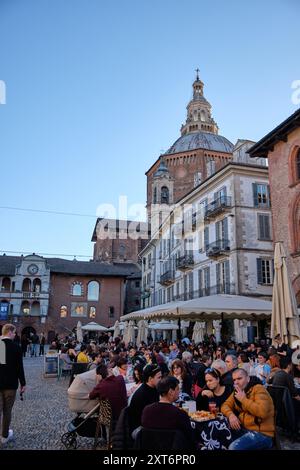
[253,183,270,207]
[257,259,273,285]
[258,214,271,240]
[135,281,140,288]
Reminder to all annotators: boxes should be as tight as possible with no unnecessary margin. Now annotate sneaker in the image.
[1,429,13,444]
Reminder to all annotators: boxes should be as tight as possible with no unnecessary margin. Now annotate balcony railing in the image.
[159,270,176,286]
[206,239,230,257]
[171,283,236,302]
[204,196,232,220]
[176,254,194,270]
[22,292,40,299]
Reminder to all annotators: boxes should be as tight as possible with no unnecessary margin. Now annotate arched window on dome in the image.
[200,110,206,122]
[161,186,169,204]
[87,281,100,301]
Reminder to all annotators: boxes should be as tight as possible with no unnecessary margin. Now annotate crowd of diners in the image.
[55,331,300,450]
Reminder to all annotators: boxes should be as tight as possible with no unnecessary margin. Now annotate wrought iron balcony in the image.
[176,254,194,270]
[204,196,232,220]
[159,270,176,286]
[206,239,230,257]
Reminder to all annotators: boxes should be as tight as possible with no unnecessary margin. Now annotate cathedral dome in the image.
[165,131,234,155]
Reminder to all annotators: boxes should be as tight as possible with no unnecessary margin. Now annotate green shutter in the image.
[257,258,263,284]
[216,264,221,293]
[267,185,271,208]
[253,183,258,207]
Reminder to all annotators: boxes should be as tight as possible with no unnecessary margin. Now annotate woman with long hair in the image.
[170,359,192,397]
[196,367,232,411]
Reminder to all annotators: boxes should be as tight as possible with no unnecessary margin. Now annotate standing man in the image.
[39,332,45,356]
[0,324,26,444]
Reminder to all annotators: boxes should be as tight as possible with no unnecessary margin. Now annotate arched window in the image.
[72,283,82,296]
[296,149,300,180]
[21,300,30,315]
[22,278,31,292]
[87,281,99,301]
[153,187,157,204]
[161,186,169,204]
[1,277,11,291]
[31,301,40,316]
[33,278,41,293]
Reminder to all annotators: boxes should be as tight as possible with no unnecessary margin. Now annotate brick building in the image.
[146,72,235,217]
[92,218,150,264]
[248,108,300,304]
[0,254,140,342]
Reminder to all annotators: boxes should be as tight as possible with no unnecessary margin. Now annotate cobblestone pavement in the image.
[1,355,299,450]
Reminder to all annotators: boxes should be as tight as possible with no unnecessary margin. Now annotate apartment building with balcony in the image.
[140,161,273,341]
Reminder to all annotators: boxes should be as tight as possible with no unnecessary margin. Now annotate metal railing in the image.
[206,239,230,257]
[159,270,176,285]
[176,254,194,270]
[204,196,232,219]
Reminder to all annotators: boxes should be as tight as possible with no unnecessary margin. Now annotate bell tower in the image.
[180,69,219,136]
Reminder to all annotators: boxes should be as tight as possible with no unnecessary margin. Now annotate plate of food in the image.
[189,410,216,422]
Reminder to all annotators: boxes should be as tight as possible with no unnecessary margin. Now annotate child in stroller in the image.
[61,368,112,449]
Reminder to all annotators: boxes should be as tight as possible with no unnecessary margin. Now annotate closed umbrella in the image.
[113,320,120,339]
[76,321,83,343]
[137,320,148,345]
[122,321,129,344]
[192,321,205,344]
[271,242,300,346]
[128,320,136,344]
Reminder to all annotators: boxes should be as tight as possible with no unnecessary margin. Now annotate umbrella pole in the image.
[177,317,182,343]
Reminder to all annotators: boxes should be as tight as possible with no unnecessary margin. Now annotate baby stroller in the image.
[61,399,112,450]
[61,368,112,449]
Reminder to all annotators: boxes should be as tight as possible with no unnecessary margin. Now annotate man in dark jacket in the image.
[0,323,26,444]
[272,356,300,424]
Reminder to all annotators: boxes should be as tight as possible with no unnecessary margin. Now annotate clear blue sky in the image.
[0,0,299,259]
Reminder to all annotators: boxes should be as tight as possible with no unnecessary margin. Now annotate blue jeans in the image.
[229,430,273,450]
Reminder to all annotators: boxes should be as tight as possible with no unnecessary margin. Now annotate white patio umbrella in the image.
[76,321,83,342]
[192,321,206,344]
[137,320,148,345]
[113,320,121,339]
[122,321,129,344]
[127,320,136,344]
[81,322,108,332]
[271,242,300,346]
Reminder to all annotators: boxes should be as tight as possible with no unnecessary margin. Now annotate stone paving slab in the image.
[1,356,299,450]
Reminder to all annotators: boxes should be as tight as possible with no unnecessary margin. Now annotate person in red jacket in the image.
[89,364,127,421]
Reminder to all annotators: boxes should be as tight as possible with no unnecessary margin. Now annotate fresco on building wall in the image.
[71,302,87,317]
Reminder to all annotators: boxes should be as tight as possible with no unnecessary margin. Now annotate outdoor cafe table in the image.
[190,414,234,450]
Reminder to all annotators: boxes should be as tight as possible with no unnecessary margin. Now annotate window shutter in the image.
[223,217,229,243]
[257,258,263,284]
[267,185,271,208]
[253,183,258,207]
[265,215,270,240]
[198,269,202,294]
[216,264,221,293]
[271,259,274,283]
[204,227,209,250]
[215,221,219,242]
[225,260,230,292]
[207,267,210,289]
[258,214,264,239]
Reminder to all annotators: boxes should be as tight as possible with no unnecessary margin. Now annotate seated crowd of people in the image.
[60,332,300,450]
